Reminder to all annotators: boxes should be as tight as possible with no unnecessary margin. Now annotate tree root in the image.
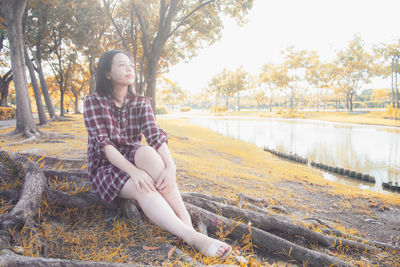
[237,192,288,214]
[0,190,19,204]
[45,188,117,210]
[0,152,397,266]
[40,131,77,139]
[320,228,400,252]
[120,199,145,226]
[48,115,72,122]
[43,169,88,183]
[182,193,377,253]
[0,248,146,267]
[184,191,236,205]
[17,153,87,169]
[1,127,41,141]
[185,202,353,267]
[0,151,46,231]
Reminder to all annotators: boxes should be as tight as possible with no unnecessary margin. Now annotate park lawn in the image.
[215,110,400,127]
[1,113,399,219]
[1,114,400,265]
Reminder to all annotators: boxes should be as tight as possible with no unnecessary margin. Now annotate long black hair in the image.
[95,49,135,97]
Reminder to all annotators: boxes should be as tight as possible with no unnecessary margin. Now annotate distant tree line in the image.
[199,34,400,112]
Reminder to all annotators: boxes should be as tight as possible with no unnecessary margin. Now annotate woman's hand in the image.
[129,168,156,193]
[156,165,176,194]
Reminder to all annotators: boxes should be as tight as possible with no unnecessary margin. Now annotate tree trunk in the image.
[269,94,273,112]
[237,91,240,111]
[33,9,57,119]
[144,56,159,112]
[391,59,396,107]
[0,70,12,107]
[0,84,9,107]
[60,90,65,117]
[349,96,353,111]
[395,57,399,108]
[290,88,295,109]
[35,64,56,119]
[3,0,38,137]
[74,94,80,114]
[24,46,47,125]
[89,55,96,93]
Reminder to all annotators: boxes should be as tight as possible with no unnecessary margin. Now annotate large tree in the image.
[69,0,111,93]
[208,68,234,110]
[24,46,47,124]
[259,63,288,112]
[25,0,60,120]
[331,34,374,111]
[281,47,309,109]
[374,40,400,108]
[67,62,90,114]
[104,0,254,111]
[304,51,332,111]
[1,0,39,138]
[231,66,250,111]
[0,30,13,107]
[43,0,77,117]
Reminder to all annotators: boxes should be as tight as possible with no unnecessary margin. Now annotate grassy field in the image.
[210,110,400,127]
[1,113,399,265]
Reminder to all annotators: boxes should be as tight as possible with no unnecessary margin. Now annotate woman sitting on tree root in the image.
[83,50,232,259]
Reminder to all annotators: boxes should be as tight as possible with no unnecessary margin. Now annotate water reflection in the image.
[189,117,400,192]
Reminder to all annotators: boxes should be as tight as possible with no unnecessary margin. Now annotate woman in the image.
[84,50,232,259]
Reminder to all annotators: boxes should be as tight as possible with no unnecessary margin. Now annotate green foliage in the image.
[179,106,191,112]
[275,107,304,118]
[207,67,251,110]
[386,104,400,119]
[331,34,375,111]
[155,106,168,115]
[159,77,186,107]
[210,105,226,113]
[0,106,15,120]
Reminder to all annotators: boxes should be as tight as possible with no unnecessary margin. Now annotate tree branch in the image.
[168,0,215,39]
[131,2,149,59]
[102,0,129,51]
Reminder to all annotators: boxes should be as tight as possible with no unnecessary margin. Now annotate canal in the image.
[186,116,400,192]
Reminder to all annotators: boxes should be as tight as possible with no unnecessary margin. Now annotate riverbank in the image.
[1,114,400,265]
[204,110,400,127]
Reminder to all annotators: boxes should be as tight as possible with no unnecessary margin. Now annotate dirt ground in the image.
[1,114,400,266]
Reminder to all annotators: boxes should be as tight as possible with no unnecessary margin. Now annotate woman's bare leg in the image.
[118,179,231,258]
[134,146,193,228]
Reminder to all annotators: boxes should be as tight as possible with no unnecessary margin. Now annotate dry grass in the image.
[212,110,400,127]
[0,113,399,265]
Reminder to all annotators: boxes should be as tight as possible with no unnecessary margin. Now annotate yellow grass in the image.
[0,113,399,265]
[214,110,400,127]
[1,113,399,215]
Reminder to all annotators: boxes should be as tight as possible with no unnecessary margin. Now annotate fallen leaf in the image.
[143,246,159,251]
[167,245,176,259]
[235,255,247,264]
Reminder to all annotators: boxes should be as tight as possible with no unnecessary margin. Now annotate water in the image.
[185,116,400,192]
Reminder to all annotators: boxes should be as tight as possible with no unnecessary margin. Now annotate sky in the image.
[165,0,400,94]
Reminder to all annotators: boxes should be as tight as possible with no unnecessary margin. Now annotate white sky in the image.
[165,0,400,94]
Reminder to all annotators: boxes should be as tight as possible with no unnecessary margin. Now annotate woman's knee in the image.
[118,177,157,201]
[134,146,165,179]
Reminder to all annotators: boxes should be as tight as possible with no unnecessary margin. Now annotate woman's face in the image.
[108,53,135,87]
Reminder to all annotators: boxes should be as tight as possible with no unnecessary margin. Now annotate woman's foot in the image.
[188,231,232,259]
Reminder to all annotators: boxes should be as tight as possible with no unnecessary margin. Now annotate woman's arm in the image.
[104,145,156,193]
